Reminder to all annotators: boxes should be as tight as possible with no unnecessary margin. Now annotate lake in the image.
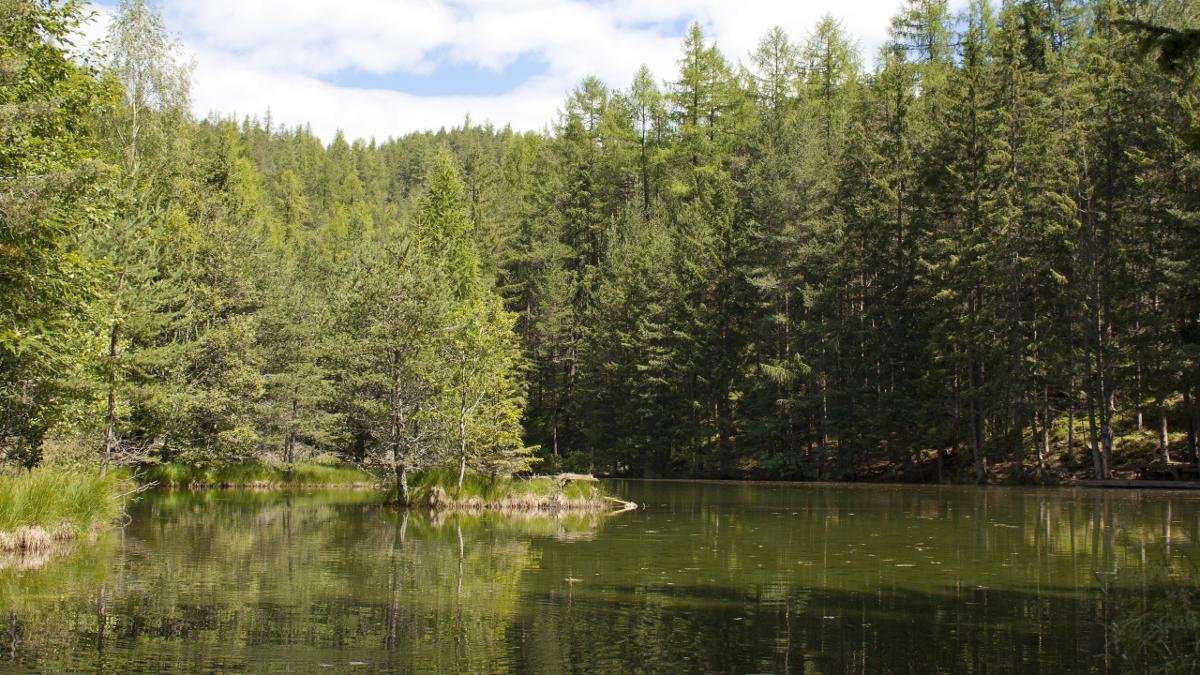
[2,480,1198,673]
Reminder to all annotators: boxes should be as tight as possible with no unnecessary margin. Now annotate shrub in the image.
[0,467,125,543]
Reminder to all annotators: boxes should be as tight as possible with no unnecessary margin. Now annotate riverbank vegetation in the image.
[139,461,375,488]
[3,0,1199,488]
[395,469,615,512]
[0,468,125,552]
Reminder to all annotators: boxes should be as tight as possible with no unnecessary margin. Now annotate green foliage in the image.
[6,0,1200,487]
[139,461,373,487]
[0,0,116,465]
[402,468,602,503]
[0,466,124,534]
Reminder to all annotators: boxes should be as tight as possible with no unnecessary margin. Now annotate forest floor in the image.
[847,424,1198,486]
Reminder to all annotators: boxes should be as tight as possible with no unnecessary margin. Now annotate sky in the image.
[83,0,963,143]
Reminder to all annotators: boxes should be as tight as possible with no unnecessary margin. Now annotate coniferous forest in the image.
[4,0,1200,485]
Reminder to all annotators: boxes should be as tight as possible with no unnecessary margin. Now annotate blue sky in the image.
[84,0,961,141]
[325,51,551,97]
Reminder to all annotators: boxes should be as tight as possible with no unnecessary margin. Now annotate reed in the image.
[0,467,125,551]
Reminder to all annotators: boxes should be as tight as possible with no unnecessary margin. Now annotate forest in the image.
[3,0,1199,486]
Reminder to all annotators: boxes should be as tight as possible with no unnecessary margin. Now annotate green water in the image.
[2,481,1199,673]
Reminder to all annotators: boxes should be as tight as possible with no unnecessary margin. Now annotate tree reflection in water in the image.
[0,483,1198,672]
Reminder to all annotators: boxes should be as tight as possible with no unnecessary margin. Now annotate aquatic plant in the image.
[0,467,125,551]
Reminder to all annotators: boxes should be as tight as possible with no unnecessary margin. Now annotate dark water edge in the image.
[2,482,1198,673]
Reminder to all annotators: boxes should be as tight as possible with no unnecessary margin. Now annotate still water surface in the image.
[2,481,1199,673]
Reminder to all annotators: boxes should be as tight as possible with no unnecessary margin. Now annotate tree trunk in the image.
[1158,397,1170,465]
[1037,405,1049,479]
[284,396,298,471]
[1011,408,1025,483]
[1087,388,1105,480]
[101,321,120,477]
[457,414,468,492]
[1101,389,1116,476]
[970,357,986,484]
[1067,377,1075,463]
[820,372,830,449]
[1134,347,1144,431]
[395,462,410,506]
[1186,385,1199,465]
[969,408,986,484]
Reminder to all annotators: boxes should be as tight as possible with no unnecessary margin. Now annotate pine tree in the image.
[413,149,532,488]
[666,23,754,473]
[89,0,193,473]
[578,210,679,474]
[925,0,996,481]
[333,240,451,504]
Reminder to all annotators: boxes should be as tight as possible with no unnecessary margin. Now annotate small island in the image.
[135,460,636,511]
[0,460,633,570]
[412,472,636,513]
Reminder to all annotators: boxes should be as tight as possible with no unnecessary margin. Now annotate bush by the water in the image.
[0,467,125,550]
[398,468,604,505]
[140,461,375,487]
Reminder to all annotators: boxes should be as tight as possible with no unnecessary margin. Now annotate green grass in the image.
[402,468,604,504]
[0,467,125,536]
[139,461,375,487]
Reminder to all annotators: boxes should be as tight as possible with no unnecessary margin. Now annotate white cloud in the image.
[86,0,968,142]
[170,0,458,75]
[75,3,113,60]
[188,47,564,140]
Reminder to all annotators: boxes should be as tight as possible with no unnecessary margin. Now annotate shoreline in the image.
[146,481,380,490]
[0,522,81,553]
[603,476,1200,491]
[420,486,636,513]
[144,474,1200,493]
[139,474,1200,493]
[0,469,126,561]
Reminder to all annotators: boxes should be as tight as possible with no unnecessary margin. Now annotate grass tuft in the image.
[0,467,125,550]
